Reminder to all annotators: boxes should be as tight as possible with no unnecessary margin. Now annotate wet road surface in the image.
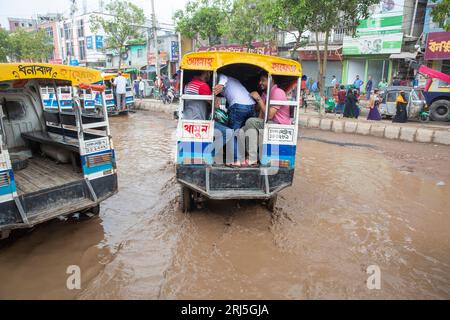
[0,111,449,299]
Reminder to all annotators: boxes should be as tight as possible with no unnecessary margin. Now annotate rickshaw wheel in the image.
[180,186,193,212]
[267,195,278,212]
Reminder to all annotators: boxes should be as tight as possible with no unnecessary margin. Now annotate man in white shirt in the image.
[213,74,255,166]
[213,73,255,130]
[331,75,337,87]
[113,71,128,110]
[138,78,145,98]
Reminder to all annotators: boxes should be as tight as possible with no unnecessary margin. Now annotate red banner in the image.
[424,31,450,61]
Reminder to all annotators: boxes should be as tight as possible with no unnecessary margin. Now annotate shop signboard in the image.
[424,31,450,61]
[343,0,404,55]
[197,42,278,56]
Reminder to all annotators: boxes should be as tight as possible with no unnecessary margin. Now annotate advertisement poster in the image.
[343,0,404,55]
[86,36,93,49]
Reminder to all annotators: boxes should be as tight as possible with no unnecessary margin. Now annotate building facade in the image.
[8,17,36,32]
[57,12,107,68]
[341,0,428,90]
[421,0,449,76]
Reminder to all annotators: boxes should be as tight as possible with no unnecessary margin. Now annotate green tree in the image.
[225,0,274,48]
[303,0,378,104]
[174,0,230,46]
[0,28,10,62]
[8,28,53,62]
[430,0,449,31]
[262,0,309,58]
[90,0,145,69]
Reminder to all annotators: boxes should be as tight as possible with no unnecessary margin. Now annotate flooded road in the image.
[0,111,449,299]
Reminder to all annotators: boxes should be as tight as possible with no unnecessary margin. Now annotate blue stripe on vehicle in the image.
[261,144,297,168]
[0,170,16,196]
[177,141,214,164]
[263,144,296,156]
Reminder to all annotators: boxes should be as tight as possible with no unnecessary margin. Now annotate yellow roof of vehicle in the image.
[0,63,103,85]
[181,51,302,77]
[102,73,131,80]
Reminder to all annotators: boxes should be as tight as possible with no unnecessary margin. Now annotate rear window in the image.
[2,100,27,121]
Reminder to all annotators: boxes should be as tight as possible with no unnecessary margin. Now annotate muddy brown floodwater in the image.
[0,111,449,299]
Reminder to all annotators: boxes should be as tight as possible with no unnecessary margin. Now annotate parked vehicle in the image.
[94,72,135,115]
[176,52,302,212]
[0,63,118,240]
[378,86,427,121]
[417,65,450,122]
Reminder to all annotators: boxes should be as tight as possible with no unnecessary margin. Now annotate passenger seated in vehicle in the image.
[242,72,289,166]
[183,71,212,120]
[213,73,256,167]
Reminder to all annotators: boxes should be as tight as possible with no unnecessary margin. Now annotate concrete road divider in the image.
[135,99,450,146]
[298,114,450,146]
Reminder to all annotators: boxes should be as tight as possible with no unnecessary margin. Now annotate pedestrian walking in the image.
[365,75,373,100]
[112,70,127,111]
[392,91,408,123]
[367,89,382,121]
[343,89,358,118]
[139,78,145,98]
[335,85,346,116]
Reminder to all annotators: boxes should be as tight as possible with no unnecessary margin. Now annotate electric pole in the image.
[150,0,160,78]
[69,0,77,65]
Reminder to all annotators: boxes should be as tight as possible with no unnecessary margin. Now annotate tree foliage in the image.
[430,0,449,31]
[6,28,54,62]
[225,0,275,47]
[90,0,145,68]
[174,0,230,46]
[0,28,9,62]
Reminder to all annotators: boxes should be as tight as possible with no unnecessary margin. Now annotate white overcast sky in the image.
[0,0,188,30]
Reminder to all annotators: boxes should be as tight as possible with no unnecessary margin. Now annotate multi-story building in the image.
[341,0,428,88]
[421,0,449,75]
[8,17,36,32]
[57,11,107,68]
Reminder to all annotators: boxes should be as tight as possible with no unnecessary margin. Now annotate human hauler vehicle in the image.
[417,65,450,122]
[0,63,118,239]
[176,52,301,212]
[378,86,427,121]
[94,72,134,115]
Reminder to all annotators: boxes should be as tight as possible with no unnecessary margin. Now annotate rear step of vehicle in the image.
[209,167,265,192]
[27,198,96,225]
[207,190,270,200]
[16,179,98,226]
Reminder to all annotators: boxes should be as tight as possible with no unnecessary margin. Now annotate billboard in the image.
[424,31,450,60]
[343,0,404,55]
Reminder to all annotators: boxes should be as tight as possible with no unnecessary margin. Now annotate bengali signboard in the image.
[424,31,450,60]
[197,42,278,56]
[147,51,168,65]
[343,0,404,55]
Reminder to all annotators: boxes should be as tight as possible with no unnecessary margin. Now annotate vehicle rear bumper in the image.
[176,165,293,200]
[0,174,118,232]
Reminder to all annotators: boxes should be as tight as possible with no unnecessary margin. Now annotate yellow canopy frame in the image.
[180,52,302,77]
